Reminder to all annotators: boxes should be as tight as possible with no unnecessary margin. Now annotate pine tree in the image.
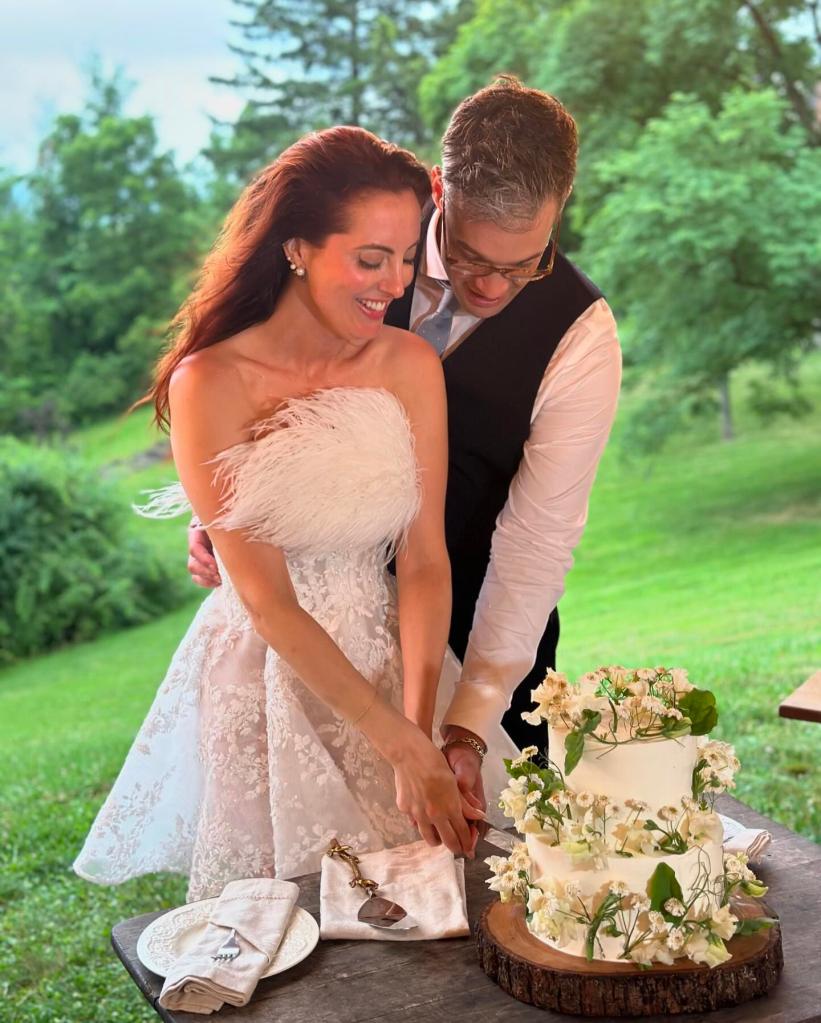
[206,0,473,182]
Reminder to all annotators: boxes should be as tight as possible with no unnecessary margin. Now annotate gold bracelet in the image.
[442,736,487,761]
[351,690,377,727]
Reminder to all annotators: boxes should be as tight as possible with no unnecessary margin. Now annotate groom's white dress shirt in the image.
[411,209,622,743]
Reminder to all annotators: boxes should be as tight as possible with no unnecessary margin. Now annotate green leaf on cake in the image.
[563,709,602,775]
[580,709,602,734]
[564,729,585,775]
[734,916,777,935]
[691,757,708,800]
[647,862,684,915]
[678,689,718,735]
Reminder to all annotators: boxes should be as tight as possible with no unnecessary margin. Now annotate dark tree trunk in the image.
[720,373,734,441]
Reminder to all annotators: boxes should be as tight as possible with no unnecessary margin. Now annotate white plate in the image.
[136,898,319,979]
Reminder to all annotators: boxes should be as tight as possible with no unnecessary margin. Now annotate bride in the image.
[74,125,517,902]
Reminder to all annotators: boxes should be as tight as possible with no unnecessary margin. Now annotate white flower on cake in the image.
[709,903,738,940]
[511,745,539,767]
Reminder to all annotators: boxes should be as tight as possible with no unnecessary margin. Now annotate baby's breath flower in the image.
[663,898,686,917]
[510,745,539,769]
[563,880,582,900]
[575,790,595,809]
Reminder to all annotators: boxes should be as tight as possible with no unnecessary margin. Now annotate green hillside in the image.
[1,362,819,1021]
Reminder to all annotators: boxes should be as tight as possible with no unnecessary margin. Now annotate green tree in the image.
[207,0,471,184]
[422,0,819,214]
[418,0,542,137]
[24,68,203,426]
[580,90,821,449]
[0,171,64,436]
[528,0,819,220]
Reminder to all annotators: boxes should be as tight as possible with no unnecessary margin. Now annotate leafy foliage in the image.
[207,0,473,184]
[1,68,204,434]
[0,439,184,663]
[580,88,820,449]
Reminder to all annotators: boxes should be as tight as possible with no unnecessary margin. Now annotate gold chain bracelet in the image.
[441,735,487,761]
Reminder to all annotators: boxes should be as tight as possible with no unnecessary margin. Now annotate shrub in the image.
[0,439,184,664]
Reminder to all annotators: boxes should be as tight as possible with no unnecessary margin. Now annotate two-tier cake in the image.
[485,667,772,967]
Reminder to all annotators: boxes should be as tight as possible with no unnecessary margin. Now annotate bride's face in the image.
[295,189,422,343]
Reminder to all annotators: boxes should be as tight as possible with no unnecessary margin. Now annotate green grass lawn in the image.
[1,362,819,1021]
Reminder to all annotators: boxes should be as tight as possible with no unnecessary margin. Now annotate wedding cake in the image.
[485,667,772,968]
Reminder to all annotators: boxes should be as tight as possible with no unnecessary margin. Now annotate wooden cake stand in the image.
[476,896,783,1016]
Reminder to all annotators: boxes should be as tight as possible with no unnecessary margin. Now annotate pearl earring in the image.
[295,266,305,278]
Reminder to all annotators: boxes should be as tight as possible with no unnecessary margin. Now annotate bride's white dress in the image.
[74,387,517,901]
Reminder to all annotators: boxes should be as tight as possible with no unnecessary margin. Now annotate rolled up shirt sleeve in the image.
[441,298,622,741]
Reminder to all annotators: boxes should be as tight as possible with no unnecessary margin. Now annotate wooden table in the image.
[112,796,821,1023]
[779,670,821,724]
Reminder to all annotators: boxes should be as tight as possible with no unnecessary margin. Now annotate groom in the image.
[187,77,621,813]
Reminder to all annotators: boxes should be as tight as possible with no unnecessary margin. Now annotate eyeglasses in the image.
[439,199,561,284]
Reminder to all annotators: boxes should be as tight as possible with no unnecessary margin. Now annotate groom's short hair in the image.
[442,76,577,225]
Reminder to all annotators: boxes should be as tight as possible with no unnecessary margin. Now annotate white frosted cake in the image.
[486,667,771,968]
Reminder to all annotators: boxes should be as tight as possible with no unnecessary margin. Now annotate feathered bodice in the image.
[141,387,422,557]
[210,387,421,555]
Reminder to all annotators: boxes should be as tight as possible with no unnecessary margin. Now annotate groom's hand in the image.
[444,741,486,856]
[442,727,487,853]
[188,521,221,588]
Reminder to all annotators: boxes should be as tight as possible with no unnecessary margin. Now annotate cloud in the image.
[0,0,247,171]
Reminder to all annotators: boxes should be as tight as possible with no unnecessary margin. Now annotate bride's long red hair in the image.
[148,126,431,430]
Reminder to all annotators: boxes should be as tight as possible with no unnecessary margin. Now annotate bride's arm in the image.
[169,352,478,855]
[392,340,451,740]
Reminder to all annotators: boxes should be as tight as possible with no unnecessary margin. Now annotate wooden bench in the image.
[779,670,821,724]
[111,794,821,1023]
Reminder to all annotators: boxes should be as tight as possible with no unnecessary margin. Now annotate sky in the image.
[0,0,248,173]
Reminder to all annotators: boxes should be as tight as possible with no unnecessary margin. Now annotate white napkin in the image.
[720,814,772,863]
[320,840,469,941]
[158,878,299,1015]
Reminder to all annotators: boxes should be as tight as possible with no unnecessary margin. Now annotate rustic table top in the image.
[111,795,821,1023]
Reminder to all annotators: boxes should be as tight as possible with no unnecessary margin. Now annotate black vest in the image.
[387,206,602,734]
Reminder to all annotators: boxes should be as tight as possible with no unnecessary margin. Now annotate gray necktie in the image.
[416,287,458,355]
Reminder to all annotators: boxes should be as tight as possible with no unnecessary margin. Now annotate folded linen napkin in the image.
[158,877,299,1015]
[320,840,469,940]
[719,814,772,863]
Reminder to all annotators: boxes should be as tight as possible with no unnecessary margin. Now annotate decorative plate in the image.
[136,899,319,978]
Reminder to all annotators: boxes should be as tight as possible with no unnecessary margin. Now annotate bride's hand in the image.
[391,728,485,856]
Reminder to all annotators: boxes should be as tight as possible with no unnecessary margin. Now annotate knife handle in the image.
[327,838,380,896]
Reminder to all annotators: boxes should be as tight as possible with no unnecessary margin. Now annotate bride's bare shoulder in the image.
[378,324,442,379]
[169,345,250,439]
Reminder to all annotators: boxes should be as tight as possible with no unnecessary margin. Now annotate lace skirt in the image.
[73,558,517,901]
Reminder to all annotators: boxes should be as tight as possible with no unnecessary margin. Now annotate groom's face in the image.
[432,172,561,320]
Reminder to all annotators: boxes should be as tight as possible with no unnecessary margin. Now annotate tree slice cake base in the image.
[476,897,782,1016]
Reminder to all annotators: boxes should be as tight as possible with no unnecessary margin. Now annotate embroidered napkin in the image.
[320,840,469,941]
[158,878,299,1015]
[719,814,772,863]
